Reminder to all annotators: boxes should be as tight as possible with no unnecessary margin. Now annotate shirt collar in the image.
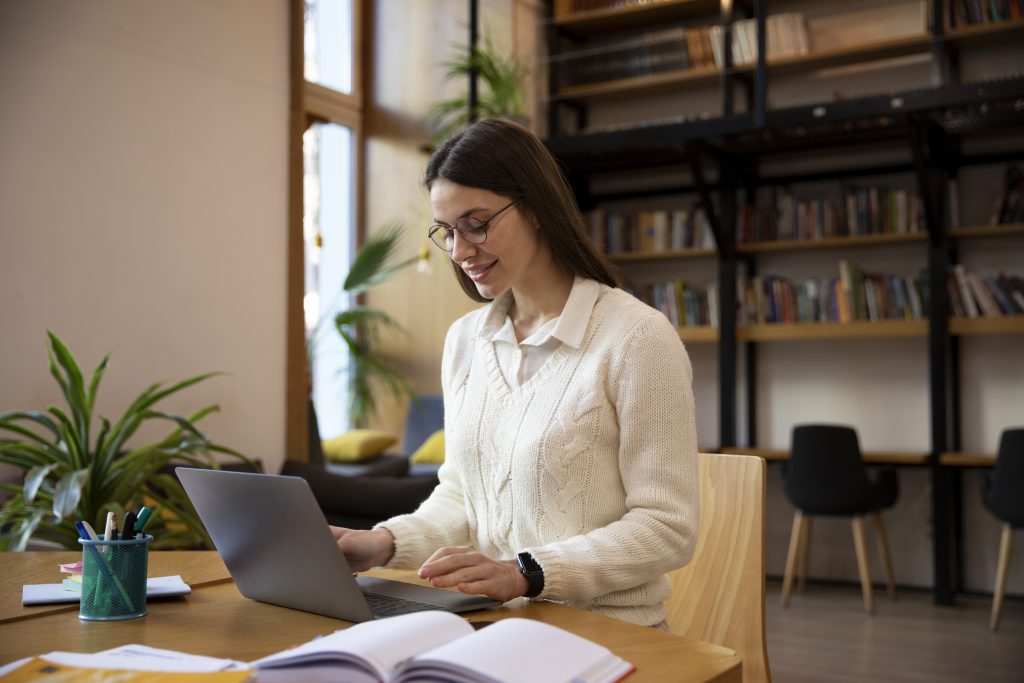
[478,277,600,350]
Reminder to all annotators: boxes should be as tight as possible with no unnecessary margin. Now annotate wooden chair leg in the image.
[782,511,807,606]
[991,524,1015,631]
[852,516,874,614]
[873,512,896,600]
[798,516,812,593]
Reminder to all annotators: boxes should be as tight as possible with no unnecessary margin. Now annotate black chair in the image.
[780,424,898,613]
[982,427,1024,631]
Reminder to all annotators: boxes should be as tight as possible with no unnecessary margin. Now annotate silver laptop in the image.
[176,467,502,622]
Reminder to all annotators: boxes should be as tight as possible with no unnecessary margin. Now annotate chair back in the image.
[784,424,874,515]
[988,428,1024,527]
[403,395,444,455]
[666,453,771,683]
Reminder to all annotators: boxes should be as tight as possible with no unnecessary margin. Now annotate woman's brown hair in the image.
[424,118,619,302]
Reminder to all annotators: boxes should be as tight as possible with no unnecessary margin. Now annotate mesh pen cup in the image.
[78,534,152,621]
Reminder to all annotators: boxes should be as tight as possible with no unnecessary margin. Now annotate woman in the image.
[332,118,699,628]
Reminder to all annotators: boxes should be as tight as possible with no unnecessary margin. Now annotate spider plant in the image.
[0,332,256,551]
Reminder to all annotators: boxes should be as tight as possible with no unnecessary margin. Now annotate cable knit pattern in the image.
[378,282,699,626]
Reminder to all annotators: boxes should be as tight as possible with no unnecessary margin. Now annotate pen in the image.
[135,505,155,532]
[123,511,137,540]
[79,521,99,541]
[75,521,90,541]
[103,511,116,542]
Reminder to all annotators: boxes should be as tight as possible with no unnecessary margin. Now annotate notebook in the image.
[175,468,501,622]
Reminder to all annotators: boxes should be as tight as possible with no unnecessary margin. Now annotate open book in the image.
[250,610,635,683]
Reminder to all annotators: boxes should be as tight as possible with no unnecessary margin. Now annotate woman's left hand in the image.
[418,546,529,603]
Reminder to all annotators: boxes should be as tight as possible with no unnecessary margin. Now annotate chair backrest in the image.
[666,452,771,683]
[784,424,874,515]
[990,428,1024,527]
[402,395,444,456]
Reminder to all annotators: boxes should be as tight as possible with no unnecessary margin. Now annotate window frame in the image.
[287,0,365,461]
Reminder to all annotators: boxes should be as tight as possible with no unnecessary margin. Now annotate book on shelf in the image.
[738,261,928,325]
[626,279,718,328]
[558,12,810,89]
[949,266,1024,318]
[736,185,924,244]
[945,0,1024,29]
[989,165,1024,225]
[586,206,715,254]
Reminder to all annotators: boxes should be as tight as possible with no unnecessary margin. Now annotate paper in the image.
[22,575,191,605]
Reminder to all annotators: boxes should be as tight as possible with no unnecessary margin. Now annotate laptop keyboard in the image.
[364,591,440,618]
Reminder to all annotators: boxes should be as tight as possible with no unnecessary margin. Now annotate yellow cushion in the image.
[409,429,445,464]
[321,430,397,463]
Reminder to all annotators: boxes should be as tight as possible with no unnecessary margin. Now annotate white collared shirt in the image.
[480,277,601,390]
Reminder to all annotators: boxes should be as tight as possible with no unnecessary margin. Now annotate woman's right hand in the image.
[330,526,396,571]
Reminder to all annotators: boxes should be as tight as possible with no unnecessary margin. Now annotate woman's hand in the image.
[330,526,395,572]
[417,546,529,603]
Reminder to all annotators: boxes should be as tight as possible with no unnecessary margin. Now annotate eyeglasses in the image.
[428,199,519,252]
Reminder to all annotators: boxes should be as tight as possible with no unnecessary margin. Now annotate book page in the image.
[396,618,633,683]
[252,610,474,680]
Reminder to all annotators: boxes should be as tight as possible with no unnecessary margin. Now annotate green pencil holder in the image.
[78,534,152,621]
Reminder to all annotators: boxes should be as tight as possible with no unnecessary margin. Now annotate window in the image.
[289,0,364,455]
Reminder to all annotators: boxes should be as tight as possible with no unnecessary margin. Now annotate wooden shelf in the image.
[949,315,1024,336]
[678,325,718,343]
[767,34,931,76]
[556,65,720,102]
[940,452,996,467]
[948,223,1024,239]
[721,447,929,465]
[737,232,926,254]
[738,319,927,341]
[553,0,719,36]
[553,34,932,102]
[943,18,1024,46]
[610,248,716,262]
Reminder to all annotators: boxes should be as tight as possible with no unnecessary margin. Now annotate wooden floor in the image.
[765,579,1024,682]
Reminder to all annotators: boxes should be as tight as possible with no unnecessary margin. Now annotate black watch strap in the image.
[516,551,544,598]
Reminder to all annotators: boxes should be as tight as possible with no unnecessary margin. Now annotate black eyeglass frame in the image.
[427,198,520,252]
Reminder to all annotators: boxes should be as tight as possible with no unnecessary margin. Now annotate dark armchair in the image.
[278,398,443,529]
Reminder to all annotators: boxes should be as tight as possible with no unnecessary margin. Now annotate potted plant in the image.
[307,222,426,427]
[428,30,534,143]
[0,332,256,551]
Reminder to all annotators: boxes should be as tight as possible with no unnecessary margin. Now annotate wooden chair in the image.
[666,452,771,683]
[780,425,897,614]
[982,427,1024,631]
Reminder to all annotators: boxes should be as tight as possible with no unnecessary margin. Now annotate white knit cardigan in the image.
[378,282,699,626]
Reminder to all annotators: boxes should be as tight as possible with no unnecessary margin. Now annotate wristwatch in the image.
[516,551,544,598]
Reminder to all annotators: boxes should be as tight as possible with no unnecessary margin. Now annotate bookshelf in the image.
[542,0,1024,604]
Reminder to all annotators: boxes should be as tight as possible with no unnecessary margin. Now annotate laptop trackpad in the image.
[357,576,502,613]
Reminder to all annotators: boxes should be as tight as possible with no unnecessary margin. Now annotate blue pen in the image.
[74,521,90,541]
[79,520,100,541]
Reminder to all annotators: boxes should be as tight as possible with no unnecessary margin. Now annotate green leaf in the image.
[24,463,59,502]
[52,468,90,521]
[11,511,46,552]
[86,353,111,415]
[0,411,61,443]
[342,222,406,294]
[47,332,91,452]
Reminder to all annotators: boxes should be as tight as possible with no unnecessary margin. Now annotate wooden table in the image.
[1,552,741,682]
[721,447,930,466]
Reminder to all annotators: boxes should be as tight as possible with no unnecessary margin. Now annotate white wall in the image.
[0,1,289,476]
